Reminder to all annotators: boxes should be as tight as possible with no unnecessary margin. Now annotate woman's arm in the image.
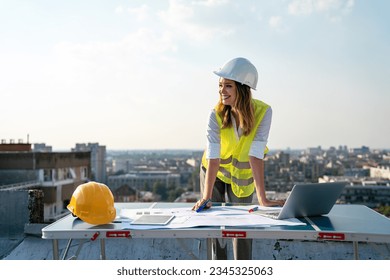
[249,107,272,159]
[249,156,284,207]
[202,158,220,199]
[192,158,219,210]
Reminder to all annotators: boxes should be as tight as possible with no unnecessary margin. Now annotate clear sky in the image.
[1,0,389,151]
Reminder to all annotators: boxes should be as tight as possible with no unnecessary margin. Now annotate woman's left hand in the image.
[261,198,285,207]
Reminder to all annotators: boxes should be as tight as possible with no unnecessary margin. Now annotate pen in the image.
[196,199,211,213]
[248,206,259,213]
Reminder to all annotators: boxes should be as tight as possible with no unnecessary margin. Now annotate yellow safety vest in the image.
[202,99,270,198]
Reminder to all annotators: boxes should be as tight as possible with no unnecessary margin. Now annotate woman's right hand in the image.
[192,198,212,211]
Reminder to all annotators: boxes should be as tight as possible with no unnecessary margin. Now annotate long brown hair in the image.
[216,81,254,136]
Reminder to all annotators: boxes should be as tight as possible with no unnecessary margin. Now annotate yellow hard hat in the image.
[67,181,116,225]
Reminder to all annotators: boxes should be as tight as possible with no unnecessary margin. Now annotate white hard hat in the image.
[213,57,258,90]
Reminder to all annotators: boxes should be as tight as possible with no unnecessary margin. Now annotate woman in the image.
[192,57,284,260]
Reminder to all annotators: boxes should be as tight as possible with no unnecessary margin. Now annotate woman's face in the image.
[219,78,237,107]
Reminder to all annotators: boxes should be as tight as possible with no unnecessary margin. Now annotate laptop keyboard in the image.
[254,209,281,219]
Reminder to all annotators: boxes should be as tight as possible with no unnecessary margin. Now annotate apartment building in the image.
[0,142,91,222]
[108,170,180,192]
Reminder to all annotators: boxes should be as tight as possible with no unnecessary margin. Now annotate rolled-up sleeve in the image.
[205,109,221,159]
[249,107,272,159]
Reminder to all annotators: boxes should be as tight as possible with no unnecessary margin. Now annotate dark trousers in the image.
[200,166,253,260]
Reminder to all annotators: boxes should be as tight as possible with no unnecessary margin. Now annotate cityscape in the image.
[105,145,390,215]
[1,140,390,260]
[1,141,390,222]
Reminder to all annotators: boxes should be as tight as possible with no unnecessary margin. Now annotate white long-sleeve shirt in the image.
[206,106,272,160]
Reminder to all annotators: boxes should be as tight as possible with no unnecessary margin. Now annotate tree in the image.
[142,181,151,192]
[152,181,167,201]
[377,205,390,217]
[167,182,185,202]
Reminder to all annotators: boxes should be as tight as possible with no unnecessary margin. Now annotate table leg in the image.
[206,238,212,260]
[100,239,106,260]
[52,239,59,260]
[353,241,359,260]
[62,239,73,260]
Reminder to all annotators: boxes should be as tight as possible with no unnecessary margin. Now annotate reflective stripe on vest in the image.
[219,156,251,169]
[202,99,270,198]
[218,166,254,186]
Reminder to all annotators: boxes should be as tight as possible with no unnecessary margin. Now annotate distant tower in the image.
[72,143,107,183]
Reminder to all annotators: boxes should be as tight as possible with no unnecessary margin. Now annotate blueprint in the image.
[118,205,306,230]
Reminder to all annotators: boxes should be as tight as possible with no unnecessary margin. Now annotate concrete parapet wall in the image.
[4,236,390,260]
[0,190,30,238]
[0,190,44,237]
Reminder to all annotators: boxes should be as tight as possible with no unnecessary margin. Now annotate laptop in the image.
[257,182,346,220]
